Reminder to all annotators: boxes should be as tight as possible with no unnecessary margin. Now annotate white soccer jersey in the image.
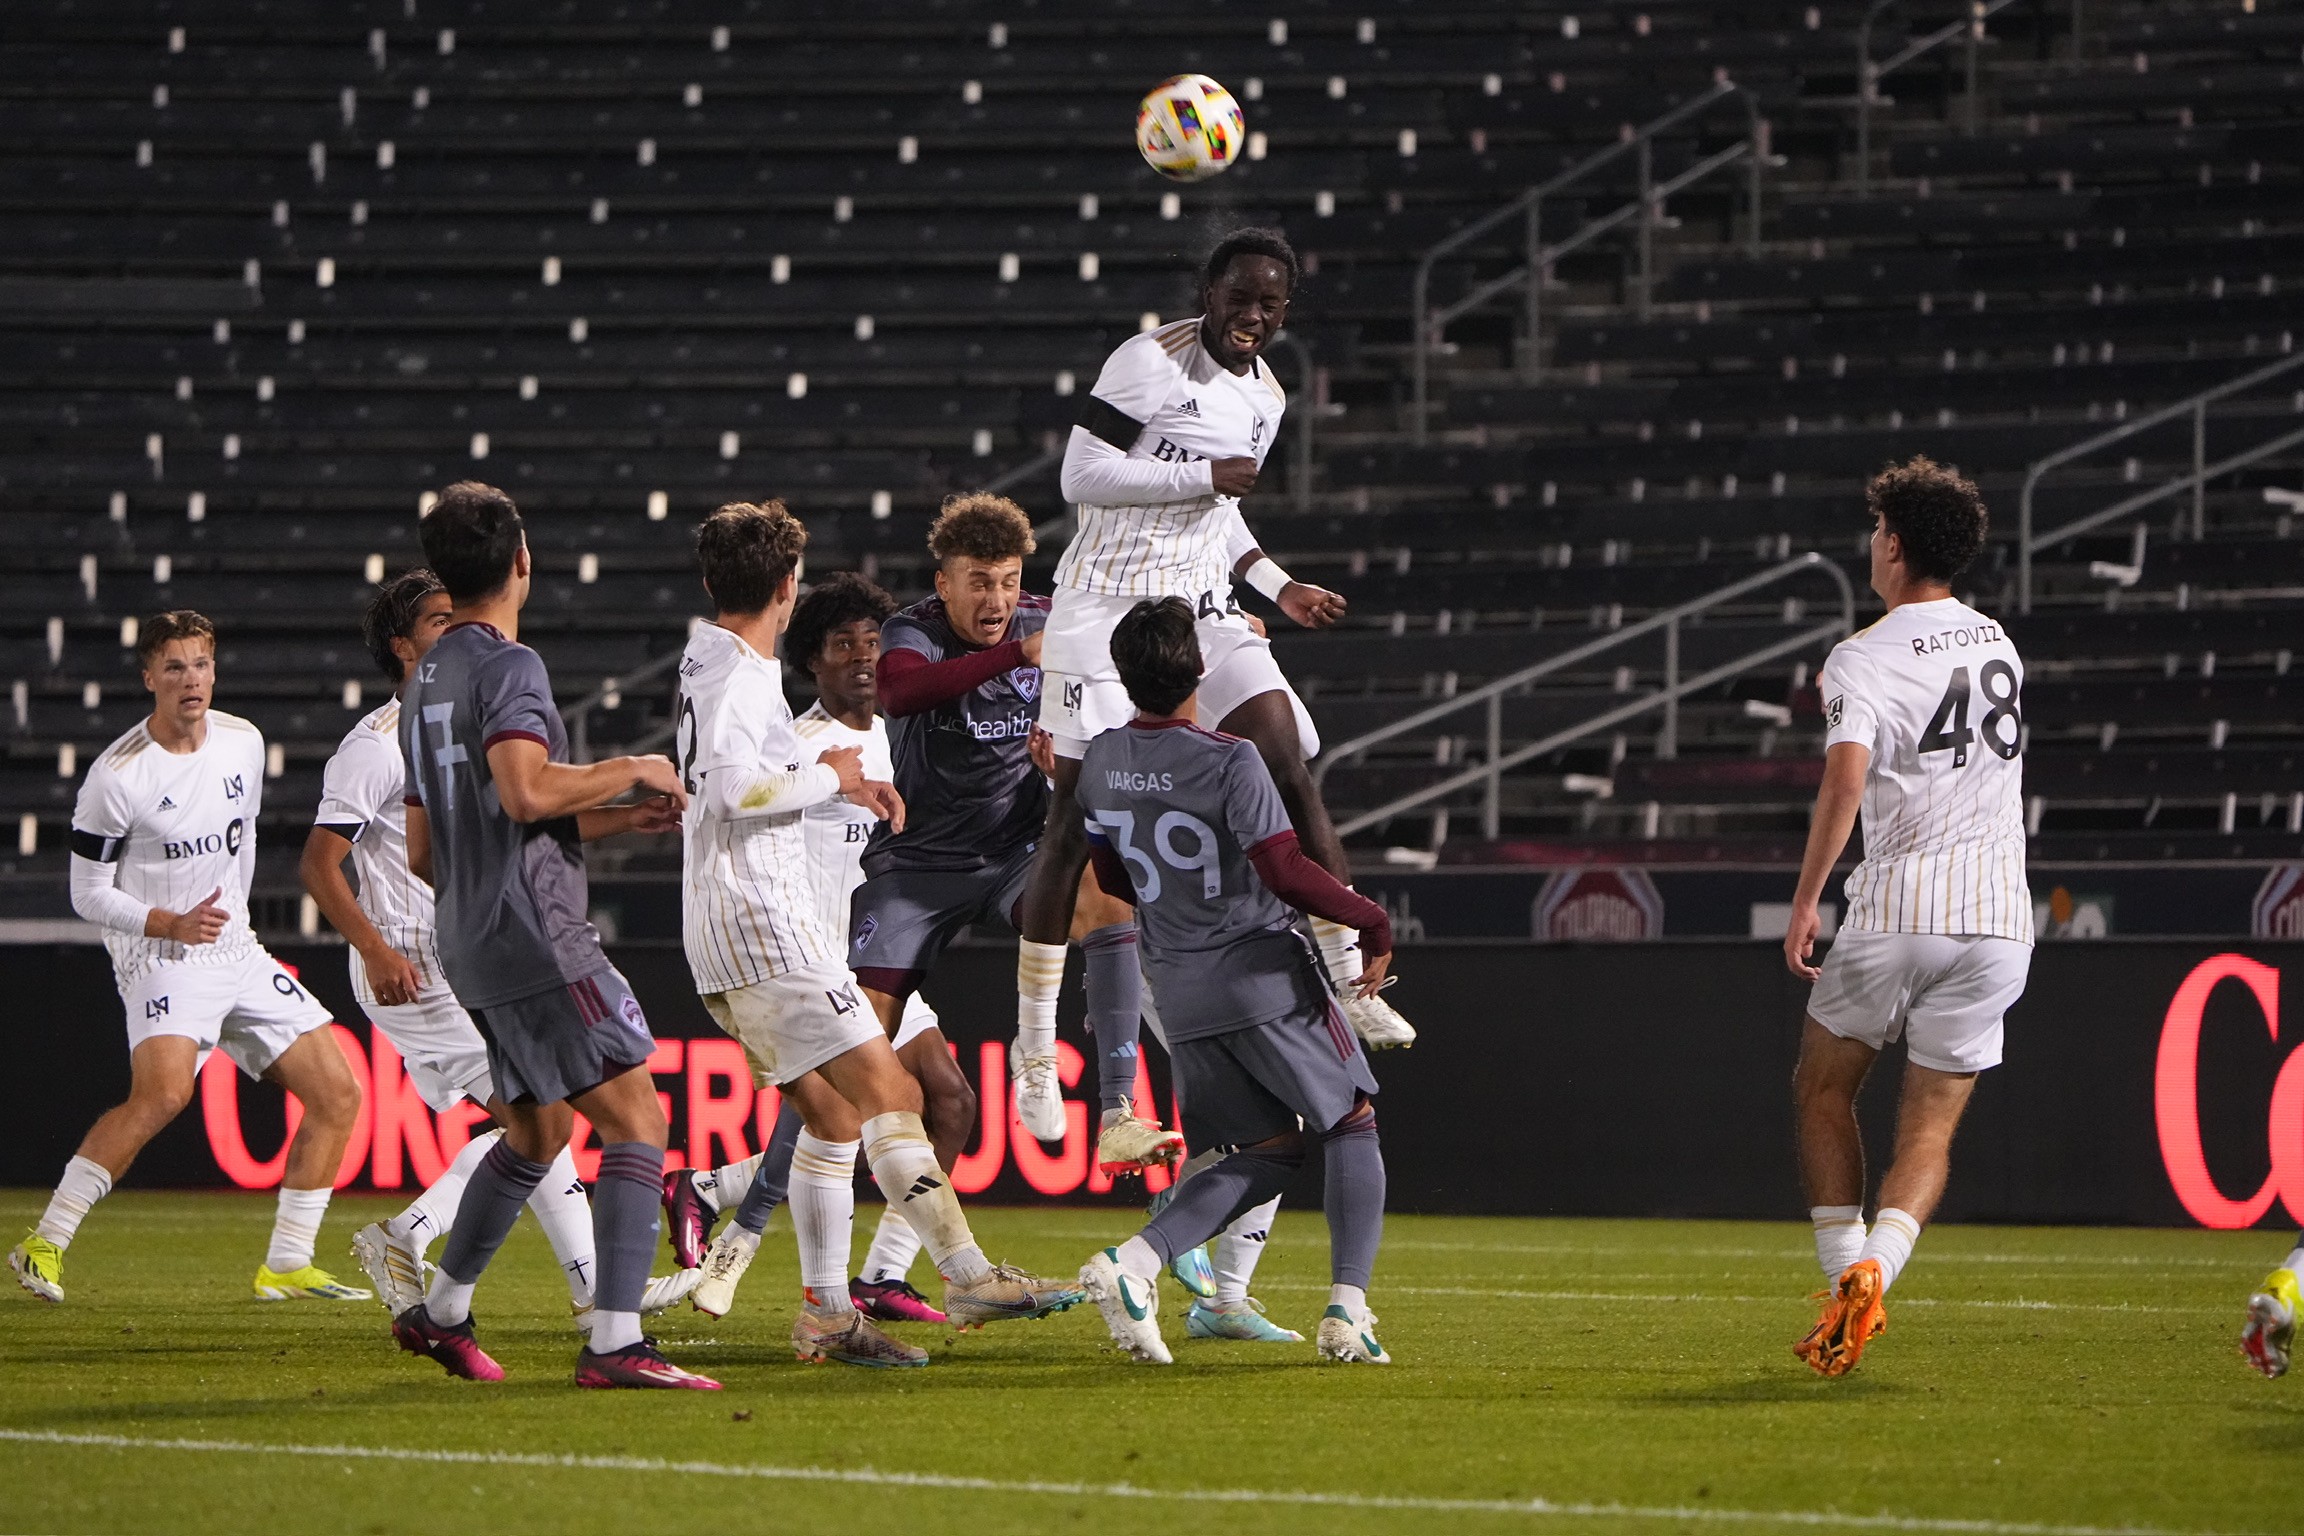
[314,698,443,1005]
[69,710,266,990]
[676,623,843,993]
[793,702,889,949]
[1055,316,1285,600]
[1820,597,2032,942]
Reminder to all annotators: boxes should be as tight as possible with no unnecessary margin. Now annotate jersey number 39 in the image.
[1918,660,2022,767]
[1089,808,1221,903]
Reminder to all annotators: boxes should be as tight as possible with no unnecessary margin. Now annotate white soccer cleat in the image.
[691,1227,760,1319]
[642,1268,705,1314]
[1079,1248,1170,1364]
[1011,1040,1067,1143]
[1316,1302,1393,1364]
[349,1221,427,1315]
[1096,1107,1185,1177]
[1343,991,1416,1050]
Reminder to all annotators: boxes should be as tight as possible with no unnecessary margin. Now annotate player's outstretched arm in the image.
[1785,741,1870,982]
[300,825,421,1004]
[485,738,688,824]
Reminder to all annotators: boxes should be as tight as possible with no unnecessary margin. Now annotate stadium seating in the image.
[0,0,2298,927]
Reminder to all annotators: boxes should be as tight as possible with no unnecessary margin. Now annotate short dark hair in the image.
[787,572,898,672]
[363,568,446,684]
[1203,226,1300,295]
[136,609,215,667]
[927,492,1036,564]
[1111,597,1203,716]
[696,500,808,614]
[1869,456,1989,584]
[420,481,525,602]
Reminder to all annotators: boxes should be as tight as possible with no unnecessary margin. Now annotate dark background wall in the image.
[5,940,2300,1228]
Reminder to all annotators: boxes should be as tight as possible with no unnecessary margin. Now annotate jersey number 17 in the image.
[1917,660,2022,767]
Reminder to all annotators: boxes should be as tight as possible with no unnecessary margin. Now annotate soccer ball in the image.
[1136,74,1245,182]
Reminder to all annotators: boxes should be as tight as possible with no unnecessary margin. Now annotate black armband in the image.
[1076,394,1146,451]
[69,828,123,862]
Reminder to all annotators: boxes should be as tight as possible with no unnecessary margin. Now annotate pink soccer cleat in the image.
[392,1305,504,1383]
[575,1339,722,1390]
[850,1275,948,1325]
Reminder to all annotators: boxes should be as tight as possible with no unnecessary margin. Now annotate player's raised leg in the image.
[2243,1234,2304,1379]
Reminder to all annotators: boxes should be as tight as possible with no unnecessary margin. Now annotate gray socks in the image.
[1321,1115,1386,1291]
[592,1141,666,1316]
[437,1138,551,1286]
[1140,1143,1305,1265]
[734,1099,805,1236]
[1082,922,1144,1112]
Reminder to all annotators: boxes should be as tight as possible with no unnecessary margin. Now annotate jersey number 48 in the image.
[1917,660,2022,767]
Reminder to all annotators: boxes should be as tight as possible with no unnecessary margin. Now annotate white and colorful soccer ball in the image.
[1135,74,1245,182]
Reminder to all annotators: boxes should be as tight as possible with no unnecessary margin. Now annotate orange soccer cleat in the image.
[1795,1258,1889,1378]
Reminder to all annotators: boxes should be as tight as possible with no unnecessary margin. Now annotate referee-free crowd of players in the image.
[10,228,2304,1390]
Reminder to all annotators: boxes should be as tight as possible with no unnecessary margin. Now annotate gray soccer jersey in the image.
[1075,718,1321,1042]
[398,621,610,1009]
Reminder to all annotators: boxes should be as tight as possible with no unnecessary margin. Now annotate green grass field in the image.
[0,1190,2293,1535]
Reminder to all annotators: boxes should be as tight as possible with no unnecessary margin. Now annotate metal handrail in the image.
[1856,0,2021,195]
[1310,552,1855,839]
[562,646,686,763]
[1408,79,1769,441]
[2017,350,2304,612]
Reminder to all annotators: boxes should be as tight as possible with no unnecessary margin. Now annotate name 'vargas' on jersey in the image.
[1820,597,2032,942]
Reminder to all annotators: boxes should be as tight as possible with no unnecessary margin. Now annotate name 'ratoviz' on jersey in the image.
[1819,596,2032,943]
[398,621,612,1009]
[1074,718,1325,1043]
[866,593,1049,876]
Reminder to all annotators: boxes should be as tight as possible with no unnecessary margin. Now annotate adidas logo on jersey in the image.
[157,796,175,810]
[1176,398,1199,414]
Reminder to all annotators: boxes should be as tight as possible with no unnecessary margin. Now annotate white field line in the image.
[1377,1242,2243,1270]
[0,1428,2252,1536]
[1254,1282,2226,1316]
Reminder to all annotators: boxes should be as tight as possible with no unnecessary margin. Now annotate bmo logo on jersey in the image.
[163,817,243,860]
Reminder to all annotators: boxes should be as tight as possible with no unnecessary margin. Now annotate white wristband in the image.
[1244,556,1293,602]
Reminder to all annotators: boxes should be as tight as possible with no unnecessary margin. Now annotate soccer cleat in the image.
[1143,1185,1217,1300]
[1187,1297,1304,1343]
[1011,1041,1067,1143]
[2242,1267,2299,1379]
[575,1338,721,1390]
[1079,1248,1171,1364]
[253,1264,372,1302]
[1316,1303,1392,1364]
[1343,990,1416,1050]
[642,1268,704,1314]
[1796,1258,1889,1377]
[943,1263,1086,1328]
[661,1168,718,1271]
[350,1222,426,1315]
[793,1303,931,1367]
[1096,1108,1186,1177]
[851,1275,947,1324]
[691,1227,760,1319]
[9,1232,63,1303]
[392,1304,504,1382]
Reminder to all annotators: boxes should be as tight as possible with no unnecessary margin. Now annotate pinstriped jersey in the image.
[1821,597,2032,942]
[71,710,265,989]
[1054,317,1285,599]
[676,623,839,992]
[315,698,443,1006]
[793,703,889,950]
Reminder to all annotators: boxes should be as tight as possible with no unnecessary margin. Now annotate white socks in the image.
[694,1153,763,1217]
[860,1203,925,1284]
[1213,1196,1281,1305]
[1016,939,1065,1058]
[1859,1208,1922,1292]
[1115,1234,1163,1282]
[861,1110,989,1284]
[524,1148,596,1308]
[1811,1205,1867,1280]
[425,1269,476,1327]
[389,1128,499,1253]
[36,1155,113,1248]
[266,1186,334,1272]
[791,1130,860,1313]
[1330,1282,1368,1314]
[590,1310,643,1352]
[1311,913,1364,990]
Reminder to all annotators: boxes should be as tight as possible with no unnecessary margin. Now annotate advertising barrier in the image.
[3,940,2299,1227]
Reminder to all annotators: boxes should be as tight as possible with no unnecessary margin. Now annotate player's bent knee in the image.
[924,1075,976,1150]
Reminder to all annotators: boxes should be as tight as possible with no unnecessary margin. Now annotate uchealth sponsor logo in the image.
[2155,953,2304,1228]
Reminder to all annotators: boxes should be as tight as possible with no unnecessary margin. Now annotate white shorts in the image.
[359,982,495,1113]
[122,947,334,1081]
[890,990,941,1053]
[703,962,885,1088]
[1806,929,2032,1074]
[1039,585,1319,759]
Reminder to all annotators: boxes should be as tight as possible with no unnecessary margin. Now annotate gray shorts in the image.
[1171,1001,1379,1149]
[848,842,1036,996]
[468,968,655,1106]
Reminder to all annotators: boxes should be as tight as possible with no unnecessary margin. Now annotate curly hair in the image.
[696,500,808,613]
[1868,456,1988,585]
[927,492,1036,564]
[786,571,898,671]
[363,567,446,684]
[1203,226,1300,294]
